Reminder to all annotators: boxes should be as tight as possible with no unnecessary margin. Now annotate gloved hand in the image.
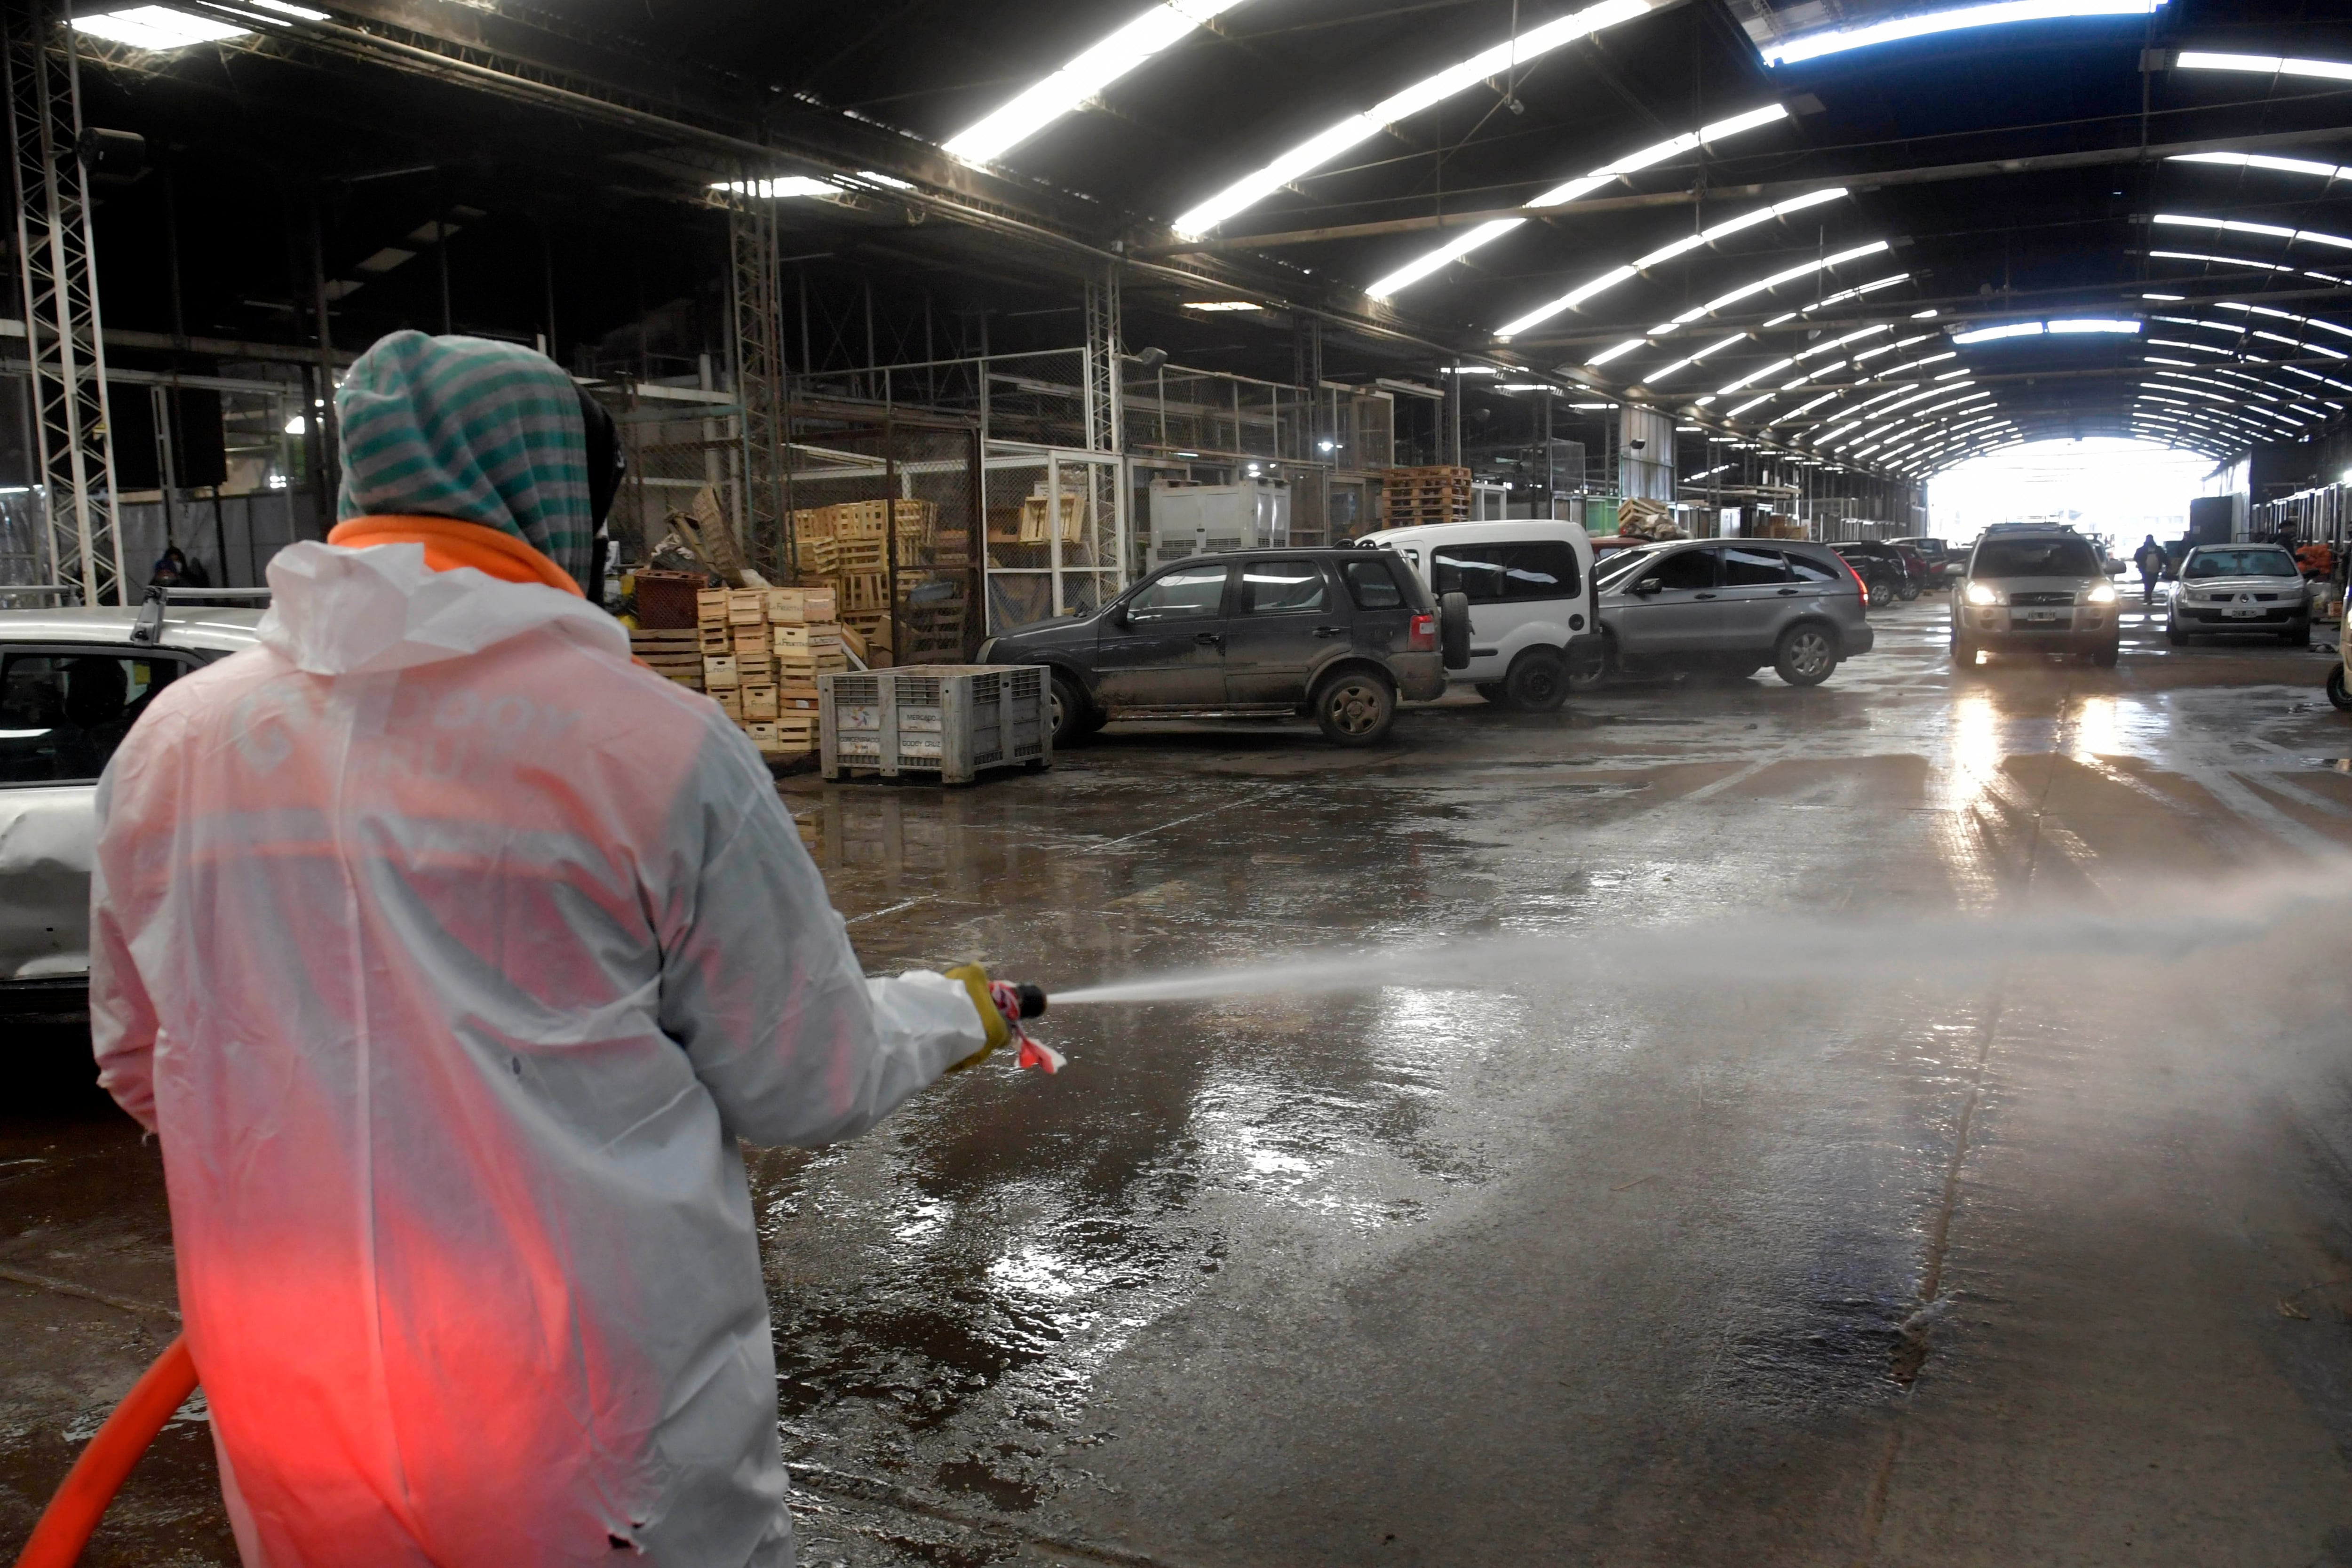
[943,964,1060,1074]
[944,963,1009,1069]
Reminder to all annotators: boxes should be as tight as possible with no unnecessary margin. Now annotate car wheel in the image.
[1897,580,1921,602]
[1503,648,1569,712]
[1474,682,1510,705]
[1867,574,1896,609]
[2165,621,2186,646]
[1313,669,1396,745]
[2092,640,2119,668]
[1774,623,1837,686]
[1048,673,1091,748]
[2328,665,2352,711]
[2282,623,2311,647]
[1951,631,1976,671]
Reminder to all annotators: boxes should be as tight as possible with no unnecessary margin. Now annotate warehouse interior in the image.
[5,0,2345,641]
[13,2,2352,1564]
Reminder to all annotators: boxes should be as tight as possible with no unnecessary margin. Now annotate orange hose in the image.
[12,1335,198,1568]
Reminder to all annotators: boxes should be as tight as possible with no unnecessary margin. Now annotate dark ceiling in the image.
[60,0,2352,483]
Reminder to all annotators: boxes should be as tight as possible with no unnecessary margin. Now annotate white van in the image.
[1355,520,1602,710]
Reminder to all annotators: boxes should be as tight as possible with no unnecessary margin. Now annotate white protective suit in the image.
[90,536,988,1566]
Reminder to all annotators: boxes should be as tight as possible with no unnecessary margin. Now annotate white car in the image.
[2165,543,2313,647]
[1354,519,1602,711]
[0,590,265,1017]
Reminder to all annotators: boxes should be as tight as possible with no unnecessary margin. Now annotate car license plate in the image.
[2224,606,2262,618]
[2025,609,2058,622]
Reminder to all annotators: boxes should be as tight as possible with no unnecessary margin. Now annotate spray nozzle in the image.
[1012,983,1047,1020]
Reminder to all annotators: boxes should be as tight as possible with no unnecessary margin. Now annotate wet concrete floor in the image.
[7,592,2352,1565]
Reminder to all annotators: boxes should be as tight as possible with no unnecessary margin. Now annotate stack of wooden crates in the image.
[1377,465,1471,527]
[789,498,969,665]
[688,586,845,756]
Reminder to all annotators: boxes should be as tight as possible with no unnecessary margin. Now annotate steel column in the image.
[5,0,119,605]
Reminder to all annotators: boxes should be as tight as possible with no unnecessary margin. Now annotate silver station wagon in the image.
[0,592,264,1016]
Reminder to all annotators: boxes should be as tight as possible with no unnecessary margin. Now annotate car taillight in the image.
[1843,557,1869,599]
[1409,613,1437,651]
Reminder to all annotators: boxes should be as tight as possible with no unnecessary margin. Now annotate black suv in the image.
[978,548,1462,748]
[1828,541,1918,605]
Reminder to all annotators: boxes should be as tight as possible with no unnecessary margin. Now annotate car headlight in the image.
[1963,581,1999,606]
[2086,581,2117,605]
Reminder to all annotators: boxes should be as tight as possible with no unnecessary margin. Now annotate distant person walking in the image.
[2134,535,2167,605]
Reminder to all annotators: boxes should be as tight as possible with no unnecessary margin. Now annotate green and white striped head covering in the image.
[335,331,593,584]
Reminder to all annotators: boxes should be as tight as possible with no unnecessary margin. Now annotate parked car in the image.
[1891,536,1959,587]
[0,590,267,1014]
[1950,529,2119,667]
[2165,543,2312,647]
[1355,519,1601,711]
[1586,538,1874,686]
[1828,541,1917,605]
[978,548,1459,748]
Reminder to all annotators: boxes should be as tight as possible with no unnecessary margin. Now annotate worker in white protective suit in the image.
[89,330,1032,1567]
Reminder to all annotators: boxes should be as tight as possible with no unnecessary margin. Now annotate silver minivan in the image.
[1356,520,1602,710]
[1589,538,1875,686]
[0,596,263,1015]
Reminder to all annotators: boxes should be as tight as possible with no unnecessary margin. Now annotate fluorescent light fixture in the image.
[70,5,250,48]
[1760,0,2163,66]
[1443,365,1503,374]
[1727,393,1774,416]
[1953,321,2042,344]
[1912,308,1939,318]
[1183,300,1263,311]
[2141,292,2184,301]
[283,414,307,436]
[714,177,840,199]
[1643,331,1748,384]
[2152,213,2352,251]
[1174,0,1656,238]
[945,0,1250,165]
[2169,151,2352,184]
[2173,50,2352,84]
[2048,318,2141,334]
[1586,338,1647,366]
[1716,356,1796,395]
[1494,189,1852,334]
[1364,104,1791,298]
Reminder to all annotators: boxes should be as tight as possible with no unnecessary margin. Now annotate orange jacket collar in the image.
[327,516,582,597]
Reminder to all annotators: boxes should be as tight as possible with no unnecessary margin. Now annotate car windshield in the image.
[1971,537,2099,578]
[1593,547,1658,589]
[2183,548,2297,580]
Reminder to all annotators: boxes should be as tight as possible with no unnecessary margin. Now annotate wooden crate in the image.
[703,654,739,691]
[738,655,775,686]
[731,626,768,654]
[828,498,936,541]
[766,587,837,623]
[742,684,779,721]
[727,589,767,626]
[714,689,743,721]
[773,623,843,653]
[696,588,731,626]
[1017,493,1084,544]
[831,539,888,573]
[835,572,891,612]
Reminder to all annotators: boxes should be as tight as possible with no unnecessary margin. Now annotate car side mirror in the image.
[1632,578,1662,596]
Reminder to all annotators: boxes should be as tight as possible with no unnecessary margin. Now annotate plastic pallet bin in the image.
[819,665,1051,784]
